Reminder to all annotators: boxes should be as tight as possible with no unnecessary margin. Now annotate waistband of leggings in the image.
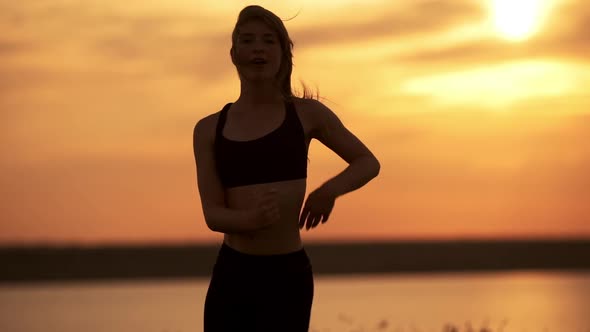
[215,242,311,270]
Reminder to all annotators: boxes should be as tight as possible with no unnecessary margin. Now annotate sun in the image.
[490,0,545,41]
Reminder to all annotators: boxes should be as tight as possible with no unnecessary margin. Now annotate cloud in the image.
[0,67,62,98]
[0,41,35,56]
[291,0,484,47]
[538,0,590,57]
[93,29,235,83]
[84,11,238,83]
[390,0,590,68]
[372,109,590,199]
[1,1,237,85]
[0,0,486,90]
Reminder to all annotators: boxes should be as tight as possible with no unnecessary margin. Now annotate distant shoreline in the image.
[1,239,589,283]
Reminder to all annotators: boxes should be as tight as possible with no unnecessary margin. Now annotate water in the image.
[1,271,589,332]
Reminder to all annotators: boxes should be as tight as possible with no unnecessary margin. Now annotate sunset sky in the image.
[1,0,589,246]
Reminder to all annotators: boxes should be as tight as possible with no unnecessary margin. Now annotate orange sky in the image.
[1,0,589,246]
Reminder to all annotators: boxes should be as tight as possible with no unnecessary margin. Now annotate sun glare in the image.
[491,0,546,41]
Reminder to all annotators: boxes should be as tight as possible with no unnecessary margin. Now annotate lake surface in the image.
[1,271,589,332]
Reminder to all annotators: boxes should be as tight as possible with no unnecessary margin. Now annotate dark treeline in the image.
[1,239,589,283]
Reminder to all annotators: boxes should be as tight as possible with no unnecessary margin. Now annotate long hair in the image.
[230,5,319,100]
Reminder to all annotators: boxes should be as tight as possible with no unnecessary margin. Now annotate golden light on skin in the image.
[489,0,553,41]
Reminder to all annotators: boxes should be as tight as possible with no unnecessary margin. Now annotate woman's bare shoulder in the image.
[293,96,334,114]
[292,96,322,108]
[193,111,222,142]
[292,97,337,124]
[292,97,329,119]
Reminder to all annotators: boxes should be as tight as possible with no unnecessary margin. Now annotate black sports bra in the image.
[214,100,308,188]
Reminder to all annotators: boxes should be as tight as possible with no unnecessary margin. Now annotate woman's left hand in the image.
[299,186,336,231]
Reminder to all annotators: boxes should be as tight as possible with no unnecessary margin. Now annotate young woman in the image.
[193,5,380,332]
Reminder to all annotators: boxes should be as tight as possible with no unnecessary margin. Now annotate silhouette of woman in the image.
[193,5,380,332]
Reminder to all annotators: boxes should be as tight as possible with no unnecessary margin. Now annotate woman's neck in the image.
[237,81,284,106]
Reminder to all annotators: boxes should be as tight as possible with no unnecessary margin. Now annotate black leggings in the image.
[204,243,314,332]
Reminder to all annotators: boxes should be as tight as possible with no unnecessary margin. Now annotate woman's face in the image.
[232,20,282,82]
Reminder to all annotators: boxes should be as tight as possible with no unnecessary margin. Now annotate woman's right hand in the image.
[253,187,281,229]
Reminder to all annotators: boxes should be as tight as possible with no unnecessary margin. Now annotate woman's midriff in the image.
[223,179,307,255]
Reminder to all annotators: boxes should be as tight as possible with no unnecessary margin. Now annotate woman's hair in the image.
[230,5,319,100]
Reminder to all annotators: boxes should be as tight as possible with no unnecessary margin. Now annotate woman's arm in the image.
[312,101,380,197]
[193,116,275,234]
[299,99,380,230]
